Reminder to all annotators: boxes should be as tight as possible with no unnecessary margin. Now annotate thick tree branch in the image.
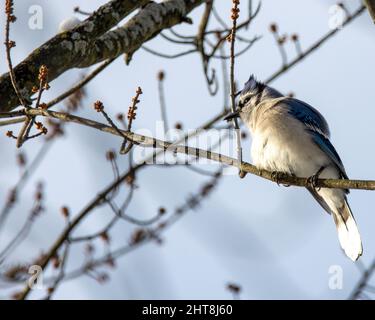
[79,0,204,67]
[0,0,205,112]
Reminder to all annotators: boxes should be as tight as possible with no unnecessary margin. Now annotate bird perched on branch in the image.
[225,75,362,261]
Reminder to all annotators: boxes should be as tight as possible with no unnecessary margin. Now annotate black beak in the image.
[224,110,240,121]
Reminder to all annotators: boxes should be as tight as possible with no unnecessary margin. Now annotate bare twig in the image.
[270,23,287,67]
[43,170,223,287]
[2,107,375,191]
[157,71,169,133]
[349,258,375,300]
[44,243,70,300]
[266,5,366,83]
[228,0,243,177]
[4,0,27,108]
[0,142,51,231]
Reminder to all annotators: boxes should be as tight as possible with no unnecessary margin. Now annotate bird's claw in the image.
[307,166,325,191]
[271,171,284,186]
[307,174,319,190]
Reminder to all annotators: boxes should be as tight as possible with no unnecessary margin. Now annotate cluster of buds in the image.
[158,207,166,216]
[38,103,48,110]
[270,24,301,48]
[270,23,288,44]
[31,65,50,96]
[7,40,16,49]
[6,130,16,139]
[106,150,116,161]
[100,231,110,243]
[227,0,239,43]
[231,0,240,20]
[127,87,143,122]
[174,122,183,130]
[35,121,48,135]
[157,70,165,81]
[125,170,135,186]
[127,107,136,121]
[61,206,70,219]
[38,65,50,90]
[291,34,299,42]
[5,0,16,23]
[130,228,147,245]
[277,35,287,45]
[5,0,17,51]
[269,23,278,33]
[93,100,104,112]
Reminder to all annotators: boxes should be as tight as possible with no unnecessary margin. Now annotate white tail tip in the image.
[333,202,363,261]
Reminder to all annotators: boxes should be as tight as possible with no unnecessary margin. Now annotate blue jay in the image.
[225,75,362,261]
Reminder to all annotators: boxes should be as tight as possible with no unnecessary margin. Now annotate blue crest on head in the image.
[241,74,263,95]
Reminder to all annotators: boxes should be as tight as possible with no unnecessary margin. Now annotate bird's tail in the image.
[332,200,362,261]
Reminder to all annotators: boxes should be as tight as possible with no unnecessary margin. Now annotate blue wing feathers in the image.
[276,97,348,180]
[283,98,331,138]
[309,130,348,180]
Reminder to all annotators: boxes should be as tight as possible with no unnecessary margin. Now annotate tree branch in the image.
[0,0,205,112]
[6,107,375,191]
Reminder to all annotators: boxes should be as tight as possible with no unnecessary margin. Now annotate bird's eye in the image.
[244,96,251,104]
[238,96,251,109]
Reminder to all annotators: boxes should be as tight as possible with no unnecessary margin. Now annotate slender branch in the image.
[1,58,116,128]
[0,142,51,231]
[266,5,366,83]
[69,216,118,243]
[349,258,375,300]
[228,0,243,176]
[4,0,27,108]
[157,71,169,133]
[141,46,197,59]
[15,106,223,300]
[43,170,223,287]
[44,243,70,300]
[3,108,375,191]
